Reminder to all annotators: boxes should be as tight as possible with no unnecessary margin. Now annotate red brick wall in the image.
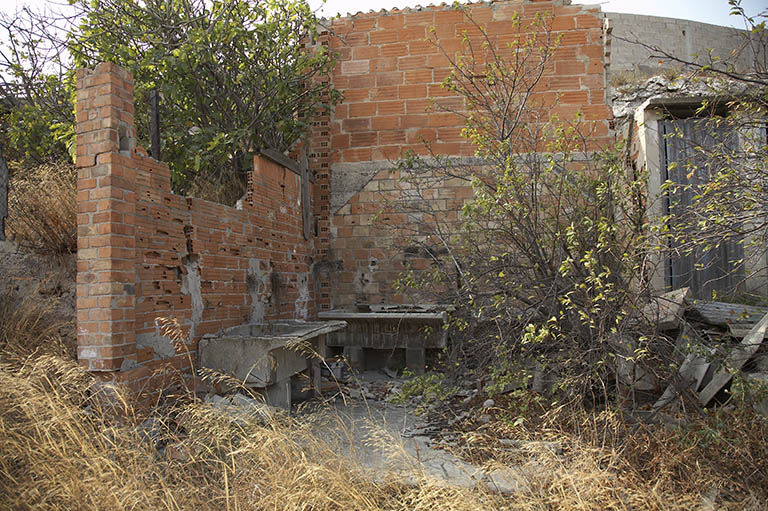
[76,63,315,389]
[324,0,613,308]
[76,0,617,384]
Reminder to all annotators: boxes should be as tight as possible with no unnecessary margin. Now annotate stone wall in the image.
[324,0,613,308]
[76,63,315,388]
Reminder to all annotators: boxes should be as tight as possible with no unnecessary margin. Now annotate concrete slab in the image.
[300,398,529,494]
[643,287,690,331]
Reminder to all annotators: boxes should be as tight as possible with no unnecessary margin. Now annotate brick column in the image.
[75,62,137,371]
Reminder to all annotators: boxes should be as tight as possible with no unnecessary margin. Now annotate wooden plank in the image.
[318,311,447,321]
[687,301,768,328]
[654,323,712,409]
[698,311,768,406]
[654,354,702,409]
[654,324,714,410]
[728,325,755,339]
[643,287,691,331]
[260,148,300,177]
[149,89,161,160]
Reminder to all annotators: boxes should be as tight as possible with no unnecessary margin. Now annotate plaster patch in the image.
[296,272,310,319]
[136,331,176,359]
[181,254,203,339]
[247,258,269,323]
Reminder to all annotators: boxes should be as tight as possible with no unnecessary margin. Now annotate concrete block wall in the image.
[76,63,315,389]
[605,13,757,77]
[324,0,613,308]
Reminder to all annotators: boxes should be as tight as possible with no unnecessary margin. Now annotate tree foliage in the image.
[1,0,338,203]
[0,7,74,166]
[69,0,338,201]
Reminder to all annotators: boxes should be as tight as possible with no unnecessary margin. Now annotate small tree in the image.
[0,6,74,166]
[387,9,653,400]
[69,0,339,202]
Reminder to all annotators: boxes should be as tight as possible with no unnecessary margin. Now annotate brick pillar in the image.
[75,62,138,371]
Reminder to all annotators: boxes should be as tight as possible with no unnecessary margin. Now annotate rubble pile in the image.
[644,289,768,414]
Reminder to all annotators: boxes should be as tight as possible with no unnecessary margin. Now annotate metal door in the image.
[660,118,744,299]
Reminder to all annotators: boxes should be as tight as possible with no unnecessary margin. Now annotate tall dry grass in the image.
[3,348,767,510]
[2,309,767,510]
[0,353,502,511]
[6,162,77,254]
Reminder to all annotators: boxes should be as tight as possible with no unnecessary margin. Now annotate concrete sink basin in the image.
[198,320,347,409]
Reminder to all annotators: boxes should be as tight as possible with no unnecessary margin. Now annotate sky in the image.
[310,0,766,27]
[0,0,765,28]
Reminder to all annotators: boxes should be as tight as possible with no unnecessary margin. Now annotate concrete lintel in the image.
[319,311,446,321]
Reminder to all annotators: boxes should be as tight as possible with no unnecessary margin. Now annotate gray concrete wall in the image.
[605,12,757,77]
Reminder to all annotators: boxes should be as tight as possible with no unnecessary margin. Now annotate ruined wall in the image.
[605,13,756,77]
[76,63,314,385]
[324,0,613,308]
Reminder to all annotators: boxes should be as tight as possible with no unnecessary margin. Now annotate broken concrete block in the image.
[198,320,346,388]
[262,378,292,410]
[610,334,659,391]
[643,287,691,331]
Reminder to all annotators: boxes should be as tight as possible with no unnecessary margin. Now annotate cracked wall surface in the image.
[76,63,316,388]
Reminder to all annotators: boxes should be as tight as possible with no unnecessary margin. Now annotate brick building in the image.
[74,0,755,389]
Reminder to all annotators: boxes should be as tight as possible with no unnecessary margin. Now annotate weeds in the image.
[390,370,455,412]
[6,162,77,254]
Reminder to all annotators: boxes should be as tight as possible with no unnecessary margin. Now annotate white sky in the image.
[311,0,766,27]
[1,0,765,28]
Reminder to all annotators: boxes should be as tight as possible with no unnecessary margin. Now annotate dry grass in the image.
[6,162,77,254]
[454,392,768,510]
[3,351,767,511]
[0,289,70,365]
[0,354,500,511]
[2,312,767,510]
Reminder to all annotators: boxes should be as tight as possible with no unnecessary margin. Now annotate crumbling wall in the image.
[76,63,315,387]
[325,0,613,308]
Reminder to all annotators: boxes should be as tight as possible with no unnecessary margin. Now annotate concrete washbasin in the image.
[198,320,347,409]
[318,304,448,374]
